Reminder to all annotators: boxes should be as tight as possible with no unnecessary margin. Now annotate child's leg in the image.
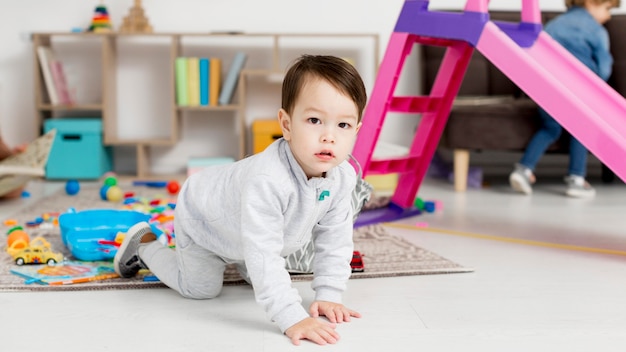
[140,230,226,299]
[568,136,588,177]
[519,108,562,170]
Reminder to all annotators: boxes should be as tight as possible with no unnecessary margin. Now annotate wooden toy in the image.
[119,0,154,33]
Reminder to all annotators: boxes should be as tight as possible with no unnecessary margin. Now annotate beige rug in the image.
[0,184,472,292]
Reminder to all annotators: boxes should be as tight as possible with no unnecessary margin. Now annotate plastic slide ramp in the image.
[476,22,626,182]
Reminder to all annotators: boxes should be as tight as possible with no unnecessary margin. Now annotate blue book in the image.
[218,52,247,105]
[199,58,210,106]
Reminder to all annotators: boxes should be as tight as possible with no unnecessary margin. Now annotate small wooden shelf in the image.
[32,31,379,178]
[177,105,240,112]
[105,138,175,146]
[37,104,104,111]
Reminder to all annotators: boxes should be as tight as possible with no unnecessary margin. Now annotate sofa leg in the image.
[453,149,470,192]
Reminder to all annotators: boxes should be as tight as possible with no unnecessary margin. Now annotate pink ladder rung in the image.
[392,39,474,207]
[353,32,475,210]
[352,32,417,175]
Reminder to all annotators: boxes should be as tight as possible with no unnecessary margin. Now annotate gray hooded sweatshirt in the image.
[175,138,355,332]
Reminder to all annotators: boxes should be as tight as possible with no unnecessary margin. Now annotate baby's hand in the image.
[309,300,362,324]
[12,144,27,154]
[285,317,339,346]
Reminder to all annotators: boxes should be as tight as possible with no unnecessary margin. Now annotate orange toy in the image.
[7,230,30,248]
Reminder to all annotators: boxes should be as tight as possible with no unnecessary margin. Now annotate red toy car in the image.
[350,251,364,272]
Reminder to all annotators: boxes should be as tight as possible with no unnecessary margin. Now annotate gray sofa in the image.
[422,11,626,191]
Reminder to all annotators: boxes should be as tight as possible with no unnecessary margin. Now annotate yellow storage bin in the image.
[252,119,282,153]
[365,174,399,193]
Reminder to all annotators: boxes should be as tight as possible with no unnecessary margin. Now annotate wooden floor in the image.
[1,177,626,351]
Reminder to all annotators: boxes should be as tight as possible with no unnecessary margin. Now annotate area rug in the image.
[0,184,472,292]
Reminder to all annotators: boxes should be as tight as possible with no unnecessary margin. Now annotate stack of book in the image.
[175,52,247,107]
[37,46,75,105]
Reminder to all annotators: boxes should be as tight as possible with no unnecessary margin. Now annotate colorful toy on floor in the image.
[350,251,365,273]
[166,180,180,194]
[58,209,160,261]
[11,261,118,285]
[132,180,167,188]
[103,175,117,186]
[7,227,30,247]
[106,185,124,202]
[414,197,437,213]
[65,179,80,195]
[7,236,63,266]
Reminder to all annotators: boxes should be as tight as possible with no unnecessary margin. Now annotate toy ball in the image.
[423,201,436,213]
[106,185,124,202]
[100,185,111,200]
[7,230,30,247]
[104,175,118,187]
[65,179,80,195]
[414,197,425,210]
[166,180,180,194]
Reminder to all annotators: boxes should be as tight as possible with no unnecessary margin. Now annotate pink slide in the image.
[476,21,626,182]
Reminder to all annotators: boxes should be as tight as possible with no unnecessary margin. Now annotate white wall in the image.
[0,0,624,174]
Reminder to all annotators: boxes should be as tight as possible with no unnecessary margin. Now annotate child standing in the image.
[509,0,620,198]
[114,55,366,345]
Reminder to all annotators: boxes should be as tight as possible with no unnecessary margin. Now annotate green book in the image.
[175,57,188,106]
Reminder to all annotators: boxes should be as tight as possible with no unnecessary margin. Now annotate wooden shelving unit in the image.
[32,32,379,178]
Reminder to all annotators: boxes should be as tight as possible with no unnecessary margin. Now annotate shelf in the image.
[32,31,379,178]
[37,103,103,111]
[177,105,240,112]
[104,138,176,146]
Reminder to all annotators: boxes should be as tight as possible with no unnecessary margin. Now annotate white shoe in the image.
[509,165,534,195]
[564,175,595,198]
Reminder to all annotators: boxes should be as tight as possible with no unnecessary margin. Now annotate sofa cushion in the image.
[441,97,543,151]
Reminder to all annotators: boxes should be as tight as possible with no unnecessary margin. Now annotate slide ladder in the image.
[353,1,483,226]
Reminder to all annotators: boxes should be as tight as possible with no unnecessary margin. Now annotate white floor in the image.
[1,177,626,351]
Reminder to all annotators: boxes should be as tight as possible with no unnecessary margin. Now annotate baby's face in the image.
[586,1,614,24]
[279,78,361,179]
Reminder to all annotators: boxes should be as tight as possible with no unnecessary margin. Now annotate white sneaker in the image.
[509,164,535,195]
[564,175,595,198]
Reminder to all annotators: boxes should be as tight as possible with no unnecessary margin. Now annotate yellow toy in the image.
[6,236,63,266]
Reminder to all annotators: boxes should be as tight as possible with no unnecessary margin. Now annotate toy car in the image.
[7,237,63,266]
[350,251,364,272]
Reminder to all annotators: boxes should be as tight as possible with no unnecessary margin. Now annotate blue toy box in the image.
[44,118,112,179]
[59,209,161,261]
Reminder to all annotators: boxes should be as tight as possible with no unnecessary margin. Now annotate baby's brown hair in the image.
[282,55,367,122]
[566,0,620,7]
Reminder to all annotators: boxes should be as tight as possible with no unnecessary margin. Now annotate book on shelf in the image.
[209,58,222,106]
[36,46,60,105]
[0,129,56,197]
[187,57,201,106]
[199,58,210,106]
[219,52,247,106]
[175,57,189,106]
[50,60,74,105]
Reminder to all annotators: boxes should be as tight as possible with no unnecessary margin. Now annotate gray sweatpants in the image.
[139,229,248,299]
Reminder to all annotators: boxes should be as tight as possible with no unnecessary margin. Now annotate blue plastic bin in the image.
[58,209,158,261]
[44,118,113,179]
